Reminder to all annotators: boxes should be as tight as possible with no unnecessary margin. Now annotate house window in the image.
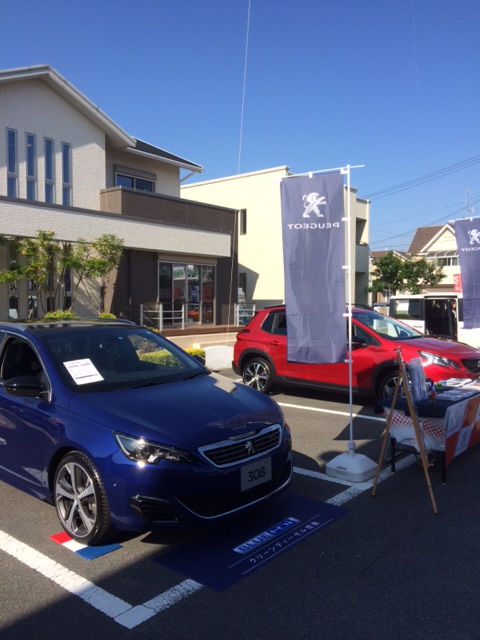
[436,257,458,267]
[239,209,247,235]
[62,142,71,206]
[44,138,55,204]
[7,129,17,198]
[116,173,154,192]
[26,133,36,201]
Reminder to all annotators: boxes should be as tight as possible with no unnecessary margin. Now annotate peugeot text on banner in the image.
[454,218,480,329]
[281,172,346,363]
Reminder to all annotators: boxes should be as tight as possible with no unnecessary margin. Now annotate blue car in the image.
[0,320,292,544]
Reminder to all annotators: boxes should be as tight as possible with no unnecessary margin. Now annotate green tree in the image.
[0,231,124,316]
[368,251,444,296]
[67,234,124,311]
[401,257,445,294]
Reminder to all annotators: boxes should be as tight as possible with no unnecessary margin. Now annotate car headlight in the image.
[115,432,193,465]
[419,351,461,370]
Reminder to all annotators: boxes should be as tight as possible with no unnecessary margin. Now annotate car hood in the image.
[67,372,283,448]
[396,335,480,358]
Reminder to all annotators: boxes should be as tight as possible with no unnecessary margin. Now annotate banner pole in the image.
[282,164,365,179]
[325,164,377,482]
[346,165,354,452]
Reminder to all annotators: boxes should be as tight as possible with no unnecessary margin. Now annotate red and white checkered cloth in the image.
[388,410,445,450]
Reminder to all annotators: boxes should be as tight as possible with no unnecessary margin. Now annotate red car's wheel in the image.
[242,357,274,393]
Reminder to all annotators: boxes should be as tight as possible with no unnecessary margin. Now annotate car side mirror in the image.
[3,375,45,398]
[351,336,367,350]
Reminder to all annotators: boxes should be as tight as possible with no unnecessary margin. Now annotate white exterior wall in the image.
[0,79,106,209]
[0,199,231,255]
[183,167,289,306]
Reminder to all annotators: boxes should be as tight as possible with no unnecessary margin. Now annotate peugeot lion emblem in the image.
[244,440,256,456]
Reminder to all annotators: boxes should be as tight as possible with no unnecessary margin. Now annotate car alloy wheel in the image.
[378,371,400,399]
[54,452,112,545]
[242,357,274,393]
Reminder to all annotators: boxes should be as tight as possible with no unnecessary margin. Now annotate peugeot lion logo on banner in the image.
[468,229,480,246]
[302,192,326,218]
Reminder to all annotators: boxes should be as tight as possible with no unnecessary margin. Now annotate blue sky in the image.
[1,0,479,252]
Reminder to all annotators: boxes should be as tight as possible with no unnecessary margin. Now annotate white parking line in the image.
[278,401,386,422]
[0,529,202,629]
[0,406,408,629]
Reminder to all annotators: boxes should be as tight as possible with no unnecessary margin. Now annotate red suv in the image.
[233,305,480,398]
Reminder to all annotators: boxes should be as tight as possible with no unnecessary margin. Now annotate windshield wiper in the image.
[181,370,209,381]
[122,380,168,390]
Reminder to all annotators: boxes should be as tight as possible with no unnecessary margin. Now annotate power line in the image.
[237,0,251,175]
[364,155,480,200]
[369,196,480,250]
[371,199,465,228]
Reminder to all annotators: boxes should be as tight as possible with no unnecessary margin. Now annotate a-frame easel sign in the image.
[371,347,438,514]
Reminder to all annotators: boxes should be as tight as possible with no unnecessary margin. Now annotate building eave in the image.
[419,223,456,253]
[0,65,135,149]
[127,143,203,173]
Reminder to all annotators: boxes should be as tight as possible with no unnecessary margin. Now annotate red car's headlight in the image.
[419,351,461,370]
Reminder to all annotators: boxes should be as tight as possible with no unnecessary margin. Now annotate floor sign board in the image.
[155,493,349,591]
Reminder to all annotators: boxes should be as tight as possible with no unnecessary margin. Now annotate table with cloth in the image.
[377,387,480,482]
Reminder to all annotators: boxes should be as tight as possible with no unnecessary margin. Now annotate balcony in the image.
[100,187,236,235]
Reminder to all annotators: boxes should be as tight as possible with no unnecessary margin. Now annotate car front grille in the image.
[179,459,292,518]
[462,358,480,375]
[198,424,282,468]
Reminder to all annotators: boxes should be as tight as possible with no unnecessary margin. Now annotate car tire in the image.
[54,451,113,545]
[377,370,399,399]
[242,357,275,393]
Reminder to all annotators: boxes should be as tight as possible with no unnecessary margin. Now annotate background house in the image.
[369,224,461,308]
[182,166,371,308]
[0,65,239,329]
[407,223,459,291]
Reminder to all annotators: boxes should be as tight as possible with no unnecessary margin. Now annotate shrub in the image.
[140,350,183,368]
[139,348,205,368]
[43,310,79,320]
[185,348,206,359]
[99,312,116,318]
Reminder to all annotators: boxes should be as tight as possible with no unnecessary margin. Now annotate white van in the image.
[388,293,480,349]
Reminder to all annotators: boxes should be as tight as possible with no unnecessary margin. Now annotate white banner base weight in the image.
[325,451,377,483]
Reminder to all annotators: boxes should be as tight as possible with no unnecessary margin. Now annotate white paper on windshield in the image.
[64,359,104,385]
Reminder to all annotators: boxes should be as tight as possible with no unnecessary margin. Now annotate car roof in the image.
[0,319,136,334]
[258,305,374,313]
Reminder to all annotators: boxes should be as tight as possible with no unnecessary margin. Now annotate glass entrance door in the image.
[159,262,215,326]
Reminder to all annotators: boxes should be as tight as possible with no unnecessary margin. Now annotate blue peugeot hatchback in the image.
[0,320,292,544]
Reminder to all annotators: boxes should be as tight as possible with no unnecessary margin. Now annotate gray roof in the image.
[132,139,202,172]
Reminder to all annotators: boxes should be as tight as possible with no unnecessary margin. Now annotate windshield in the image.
[353,309,422,340]
[41,325,206,392]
